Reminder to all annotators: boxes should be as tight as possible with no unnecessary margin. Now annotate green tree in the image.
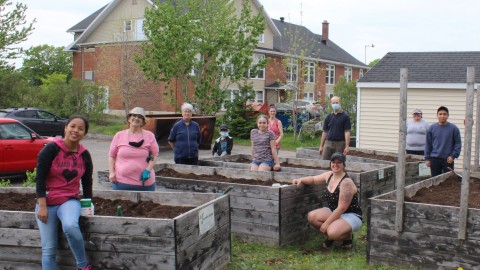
[137,0,265,115]
[38,74,107,122]
[21,44,72,85]
[0,69,35,107]
[333,76,357,134]
[222,81,257,139]
[368,58,380,67]
[0,0,35,68]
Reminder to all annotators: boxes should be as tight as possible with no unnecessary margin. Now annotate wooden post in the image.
[458,66,474,240]
[475,77,480,172]
[395,68,408,232]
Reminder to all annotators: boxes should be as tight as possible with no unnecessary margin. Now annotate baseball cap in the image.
[220,124,229,131]
[330,152,346,163]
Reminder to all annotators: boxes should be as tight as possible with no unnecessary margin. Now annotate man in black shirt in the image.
[319,96,351,160]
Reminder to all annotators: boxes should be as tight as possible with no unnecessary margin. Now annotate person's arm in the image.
[449,126,462,163]
[292,171,330,186]
[226,137,233,155]
[108,157,117,183]
[271,139,281,171]
[276,120,284,144]
[343,130,351,155]
[212,139,219,156]
[319,131,327,154]
[167,124,177,150]
[81,150,93,199]
[424,127,432,166]
[320,179,356,233]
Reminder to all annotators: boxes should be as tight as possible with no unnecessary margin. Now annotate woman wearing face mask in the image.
[212,124,234,157]
[108,107,159,191]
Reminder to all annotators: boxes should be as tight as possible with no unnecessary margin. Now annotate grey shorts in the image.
[340,212,363,232]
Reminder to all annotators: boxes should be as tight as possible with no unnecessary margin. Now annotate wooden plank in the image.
[0,211,38,229]
[231,208,279,226]
[232,233,279,246]
[280,203,321,226]
[231,220,279,239]
[280,192,321,213]
[79,215,175,237]
[0,261,41,270]
[280,183,324,200]
[280,219,314,246]
[176,223,230,270]
[230,196,279,212]
[0,228,40,247]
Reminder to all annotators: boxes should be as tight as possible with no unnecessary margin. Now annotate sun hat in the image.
[412,108,422,114]
[127,107,146,118]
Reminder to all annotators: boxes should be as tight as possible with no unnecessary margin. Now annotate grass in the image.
[89,119,125,135]
[235,132,321,151]
[227,224,417,270]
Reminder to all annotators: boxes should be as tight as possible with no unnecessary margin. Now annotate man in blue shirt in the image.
[319,96,351,160]
[425,106,462,176]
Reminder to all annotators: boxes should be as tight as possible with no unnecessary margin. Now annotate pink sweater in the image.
[109,130,159,186]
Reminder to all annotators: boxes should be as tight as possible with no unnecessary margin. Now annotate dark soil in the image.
[406,175,480,208]
[0,193,194,218]
[157,168,280,186]
[228,157,333,170]
[349,150,419,162]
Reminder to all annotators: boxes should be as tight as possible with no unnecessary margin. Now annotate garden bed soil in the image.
[406,175,480,208]
[228,157,332,170]
[157,168,282,186]
[349,149,418,162]
[0,193,194,218]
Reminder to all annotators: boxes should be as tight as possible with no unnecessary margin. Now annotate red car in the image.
[0,118,53,179]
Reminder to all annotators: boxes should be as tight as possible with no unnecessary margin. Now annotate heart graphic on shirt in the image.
[62,169,78,182]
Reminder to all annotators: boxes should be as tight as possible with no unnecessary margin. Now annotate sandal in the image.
[322,239,334,249]
[341,234,353,249]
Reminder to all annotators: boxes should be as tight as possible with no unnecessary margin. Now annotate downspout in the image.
[81,45,84,81]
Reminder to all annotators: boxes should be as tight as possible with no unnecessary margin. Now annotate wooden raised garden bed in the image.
[0,187,230,270]
[99,164,322,246]
[199,154,397,214]
[296,147,428,179]
[368,172,480,269]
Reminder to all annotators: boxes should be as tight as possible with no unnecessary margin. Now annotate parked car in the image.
[287,100,323,118]
[0,118,52,179]
[0,107,67,136]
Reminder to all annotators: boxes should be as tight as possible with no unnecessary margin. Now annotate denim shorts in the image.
[340,212,363,232]
[251,160,274,167]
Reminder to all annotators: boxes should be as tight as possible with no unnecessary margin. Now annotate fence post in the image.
[395,68,408,232]
[458,66,474,239]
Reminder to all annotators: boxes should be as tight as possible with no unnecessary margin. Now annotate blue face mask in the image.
[220,131,229,137]
[332,104,340,111]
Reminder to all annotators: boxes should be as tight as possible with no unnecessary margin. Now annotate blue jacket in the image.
[168,119,201,158]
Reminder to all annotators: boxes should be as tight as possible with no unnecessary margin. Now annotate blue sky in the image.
[14,0,480,66]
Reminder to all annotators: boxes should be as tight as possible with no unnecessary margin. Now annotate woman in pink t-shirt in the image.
[108,107,159,191]
[268,105,283,153]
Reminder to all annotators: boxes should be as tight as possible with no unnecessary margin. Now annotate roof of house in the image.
[67,5,108,33]
[271,19,366,67]
[359,52,480,83]
[65,0,281,51]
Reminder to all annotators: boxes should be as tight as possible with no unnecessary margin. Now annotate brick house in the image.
[66,0,368,115]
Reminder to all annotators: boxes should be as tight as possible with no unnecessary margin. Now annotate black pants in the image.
[430,157,453,177]
[174,157,198,165]
[406,150,424,156]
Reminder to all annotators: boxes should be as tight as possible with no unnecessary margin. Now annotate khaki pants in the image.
[322,140,346,160]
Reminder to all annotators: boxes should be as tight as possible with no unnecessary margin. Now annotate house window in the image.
[136,19,146,40]
[304,92,314,101]
[359,69,364,78]
[249,54,265,79]
[304,61,315,83]
[345,67,353,82]
[124,20,132,32]
[222,89,240,110]
[250,90,264,103]
[326,64,335,84]
[258,34,264,44]
[84,71,94,81]
[287,59,298,82]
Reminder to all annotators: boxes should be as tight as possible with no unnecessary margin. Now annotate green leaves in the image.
[137,0,265,115]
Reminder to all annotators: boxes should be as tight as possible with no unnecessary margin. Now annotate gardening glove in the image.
[140,169,151,185]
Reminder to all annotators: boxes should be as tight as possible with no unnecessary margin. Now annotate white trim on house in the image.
[357,82,478,90]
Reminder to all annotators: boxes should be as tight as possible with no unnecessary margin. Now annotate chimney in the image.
[280,17,285,23]
[322,20,329,43]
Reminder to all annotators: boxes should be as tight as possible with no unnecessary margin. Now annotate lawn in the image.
[234,131,321,151]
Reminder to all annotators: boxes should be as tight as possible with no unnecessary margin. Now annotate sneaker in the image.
[78,264,92,270]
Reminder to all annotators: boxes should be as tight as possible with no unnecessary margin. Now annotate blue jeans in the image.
[35,199,88,269]
[112,182,156,191]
